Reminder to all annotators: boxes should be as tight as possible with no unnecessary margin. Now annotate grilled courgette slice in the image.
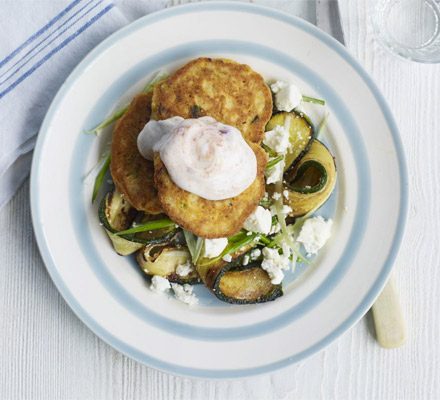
[136,243,200,284]
[265,111,314,170]
[196,255,282,304]
[284,139,336,217]
[98,190,143,255]
[99,190,179,255]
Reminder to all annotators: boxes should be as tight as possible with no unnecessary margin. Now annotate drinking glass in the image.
[370,0,440,63]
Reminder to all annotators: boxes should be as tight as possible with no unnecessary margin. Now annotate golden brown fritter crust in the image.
[110,92,162,214]
[151,57,273,143]
[154,144,267,238]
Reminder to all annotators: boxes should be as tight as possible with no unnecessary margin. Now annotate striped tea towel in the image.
[0,0,168,209]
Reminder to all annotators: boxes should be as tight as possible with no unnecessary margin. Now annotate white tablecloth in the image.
[1,1,439,399]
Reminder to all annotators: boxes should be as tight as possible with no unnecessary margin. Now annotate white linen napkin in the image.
[0,0,168,209]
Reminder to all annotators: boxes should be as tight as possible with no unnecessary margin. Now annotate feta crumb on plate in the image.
[222,254,232,262]
[280,205,292,216]
[243,206,272,234]
[270,222,281,235]
[261,247,290,284]
[272,192,281,200]
[297,216,333,255]
[242,254,250,266]
[265,159,284,185]
[271,81,302,112]
[176,261,193,277]
[171,283,198,306]
[150,275,171,293]
[263,125,290,154]
[204,237,228,258]
[250,248,261,260]
[270,81,286,93]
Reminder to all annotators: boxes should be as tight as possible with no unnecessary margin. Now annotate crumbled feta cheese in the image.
[250,248,261,260]
[272,192,281,200]
[297,216,333,255]
[265,159,284,184]
[283,190,289,200]
[263,125,290,154]
[280,205,293,215]
[222,254,232,262]
[273,82,302,112]
[270,81,287,93]
[270,222,281,235]
[150,275,171,293]
[246,231,252,236]
[176,261,193,277]
[242,254,250,266]
[243,206,272,234]
[171,283,198,306]
[261,247,290,284]
[204,238,228,258]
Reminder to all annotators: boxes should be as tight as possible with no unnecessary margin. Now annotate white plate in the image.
[30,2,408,378]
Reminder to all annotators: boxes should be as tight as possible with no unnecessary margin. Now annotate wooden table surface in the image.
[1,1,439,399]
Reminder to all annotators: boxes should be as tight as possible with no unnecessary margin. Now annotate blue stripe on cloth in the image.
[0,0,83,70]
[0,0,99,82]
[0,0,104,87]
[0,4,114,100]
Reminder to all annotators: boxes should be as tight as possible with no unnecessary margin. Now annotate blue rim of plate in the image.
[30,1,408,378]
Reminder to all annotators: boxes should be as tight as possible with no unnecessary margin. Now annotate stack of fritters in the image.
[111,57,273,238]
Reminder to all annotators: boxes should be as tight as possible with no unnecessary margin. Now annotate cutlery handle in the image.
[371,275,406,348]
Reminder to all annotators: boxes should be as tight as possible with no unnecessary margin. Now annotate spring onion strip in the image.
[201,232,258,266]
[142,71,168,93]
[266,155,284,170]
[115,219,176,235]
[284,113,292,131]
[302,95,326,105]
[258,235,271,246]
[315,111,329,138]
[222,233,258,259]
[193,237,205,264]
[84,70,169,136]
[84,150,110,182]
[183,230,197,258]
[183,230,204,264]
[262,143,277,157]
[91,154,111,203]
[272,179,310,264]
[84,106,128,135]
